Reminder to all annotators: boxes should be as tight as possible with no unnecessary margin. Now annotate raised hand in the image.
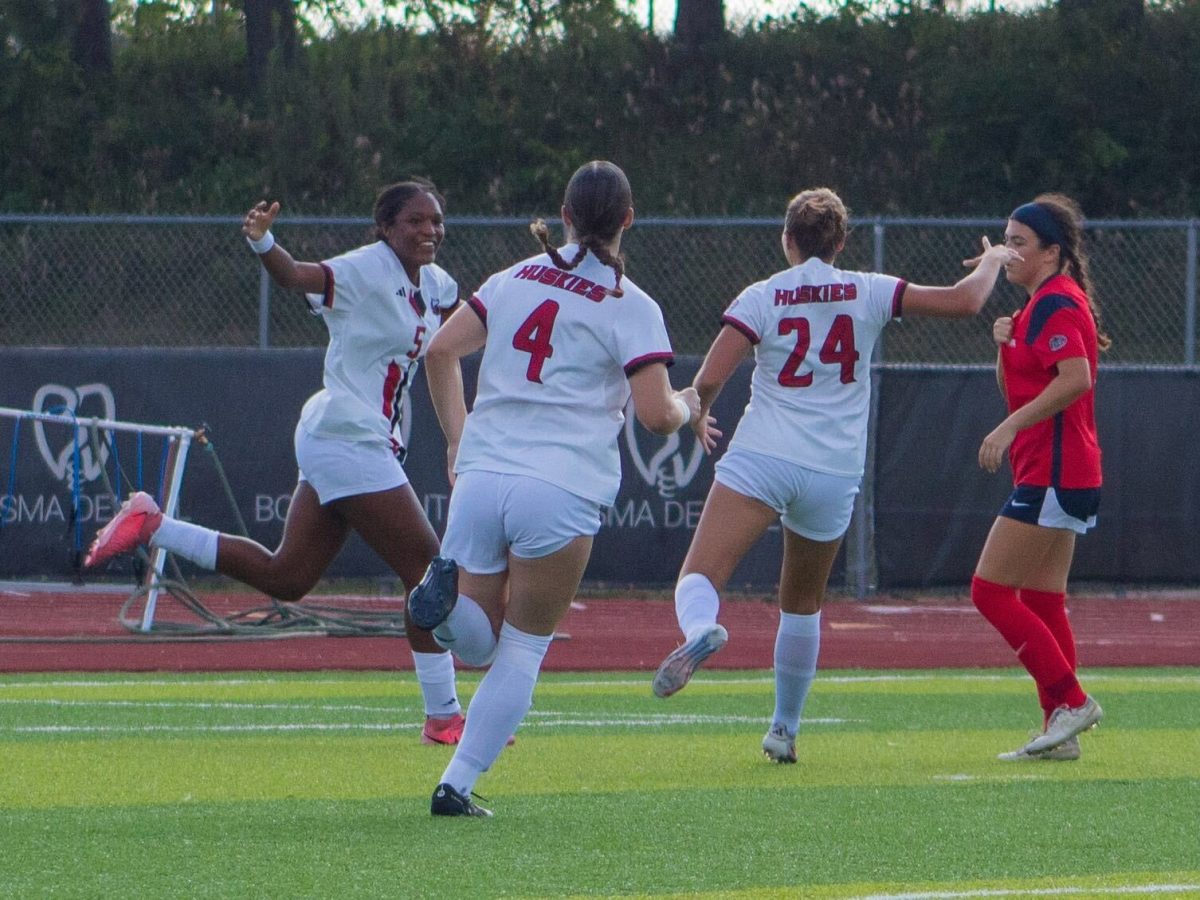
[243,200,280,241]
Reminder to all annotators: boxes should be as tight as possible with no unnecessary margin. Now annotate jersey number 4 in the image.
[777,314,859,387]
[513,299,560,383]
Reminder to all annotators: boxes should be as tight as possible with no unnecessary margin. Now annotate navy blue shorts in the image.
[1000,484,1100,534]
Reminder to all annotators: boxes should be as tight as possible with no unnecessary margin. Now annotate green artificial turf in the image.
[1,669,1197,899]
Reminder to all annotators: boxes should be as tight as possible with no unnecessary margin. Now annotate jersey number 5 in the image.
[513,299,560,383]
[777,314,859,387]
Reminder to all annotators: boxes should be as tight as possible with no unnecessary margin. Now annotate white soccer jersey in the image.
[454,245,674,506]
[721,257,906,477]
[298,241,458,456]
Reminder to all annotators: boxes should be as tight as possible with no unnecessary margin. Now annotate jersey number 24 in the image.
[777,314,859,387]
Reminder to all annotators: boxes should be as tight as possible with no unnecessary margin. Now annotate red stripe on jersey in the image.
[319,263,335,308]
[382,359,402,418]
[891,280,908,318]
[624,351,674,376]
[467,295,487,327]
[721,314,760,345]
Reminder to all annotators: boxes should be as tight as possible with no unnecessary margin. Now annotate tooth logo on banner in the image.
[32,383,116,486]
[622,408,704,499]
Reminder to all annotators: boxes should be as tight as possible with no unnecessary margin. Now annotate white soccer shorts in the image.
[294,425,408,505]
[714,445,860,542]
[440,470,602,574]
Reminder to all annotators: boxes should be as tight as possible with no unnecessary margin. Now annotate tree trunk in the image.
[71,0,112,72]
[674,0,724,48]
[244,0,298,91]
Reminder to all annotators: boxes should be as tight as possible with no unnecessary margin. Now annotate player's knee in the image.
[269,571,321,603]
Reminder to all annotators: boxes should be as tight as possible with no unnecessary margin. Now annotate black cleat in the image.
[407,556,459,630]
[431,782,492,817]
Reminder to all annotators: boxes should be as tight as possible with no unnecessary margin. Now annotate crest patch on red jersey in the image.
[1048,334,1067,352]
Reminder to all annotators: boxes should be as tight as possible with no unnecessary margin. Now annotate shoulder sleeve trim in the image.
[892,280,908,318]
[467,295,487,327]
[720,314,760,345]
[319,262,335,308]
[625,351,675,376]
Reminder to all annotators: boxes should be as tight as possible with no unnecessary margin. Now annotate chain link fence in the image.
[3,214,1197,364]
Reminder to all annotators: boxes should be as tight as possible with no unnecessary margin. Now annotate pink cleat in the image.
[84,492,163,568]
[420,712,515,746]
[421,712,466,745]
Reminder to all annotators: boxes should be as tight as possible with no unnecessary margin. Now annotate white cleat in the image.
[762,723,797,764]
[651,624,728,698]
[1023,696,1102,754]
[998,734,1081,762]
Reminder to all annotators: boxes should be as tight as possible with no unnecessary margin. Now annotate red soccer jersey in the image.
[999,274,1102,489]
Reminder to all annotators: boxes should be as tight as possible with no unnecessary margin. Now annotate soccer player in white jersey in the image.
[84,181,471,746]
[407,160,717,817]
[651,187,1020,764]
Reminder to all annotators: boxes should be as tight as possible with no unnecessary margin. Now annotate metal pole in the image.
[1185,219,1197,366]
[850,221,888,600]
[258,267,271,349]
[139,430,193,631]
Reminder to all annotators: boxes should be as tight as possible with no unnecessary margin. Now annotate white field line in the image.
[852,884,1200,899]
[1,712,847,736]
[0,672,1196,692]
[0,698,408,713]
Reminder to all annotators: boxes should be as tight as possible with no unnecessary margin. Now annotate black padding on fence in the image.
[874,367,1200,586]
[1,350,1194,588]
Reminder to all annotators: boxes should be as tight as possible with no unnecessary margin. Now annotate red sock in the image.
[1020,588,1077,724]
[971,576,1086,711]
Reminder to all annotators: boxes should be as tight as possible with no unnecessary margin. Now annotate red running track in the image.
[1,583,1197,672]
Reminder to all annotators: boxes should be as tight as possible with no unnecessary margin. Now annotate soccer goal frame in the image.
[0,405,196,632]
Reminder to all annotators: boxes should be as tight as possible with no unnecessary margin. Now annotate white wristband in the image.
[246,231,275,254]
[673,397,692,427]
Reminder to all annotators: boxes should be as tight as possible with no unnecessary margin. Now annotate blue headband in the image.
[1010,202,1066,248]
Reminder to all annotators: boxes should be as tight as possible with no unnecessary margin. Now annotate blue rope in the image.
[0,418,20,535]
[157,436,170,503]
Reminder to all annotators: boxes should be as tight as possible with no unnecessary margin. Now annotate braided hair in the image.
[530,160,631,298]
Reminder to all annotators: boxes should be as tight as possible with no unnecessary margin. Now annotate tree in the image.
[0,0,112,71]
[674,0,723,48]
[243,0,298,90]
[72,0,113,71]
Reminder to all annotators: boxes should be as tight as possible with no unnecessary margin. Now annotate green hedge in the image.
[2,3,1199,216]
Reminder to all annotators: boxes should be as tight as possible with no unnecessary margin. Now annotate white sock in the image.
[150,517,219,569]
[772,610,821,736]
[675,572,720,642]
[439,621,550,796]
[433,594,497,666]
[411,650,461,718]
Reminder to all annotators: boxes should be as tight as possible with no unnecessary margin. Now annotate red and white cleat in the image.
[83,491,163,568]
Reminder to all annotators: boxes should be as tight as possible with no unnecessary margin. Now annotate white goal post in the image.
[0,405,196,632]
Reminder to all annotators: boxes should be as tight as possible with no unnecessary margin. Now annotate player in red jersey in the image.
[973,193,1112,762]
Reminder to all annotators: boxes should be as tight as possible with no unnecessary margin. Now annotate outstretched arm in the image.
[242,201,327,295]
[901,238,1021,318]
